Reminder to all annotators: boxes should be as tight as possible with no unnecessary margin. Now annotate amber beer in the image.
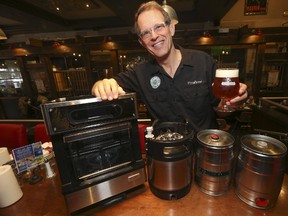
[213,68,239,100]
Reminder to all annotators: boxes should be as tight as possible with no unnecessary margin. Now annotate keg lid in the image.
[241,134,287,155]
[197,129,234,148]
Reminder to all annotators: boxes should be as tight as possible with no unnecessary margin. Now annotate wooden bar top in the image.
[0,161,287,216]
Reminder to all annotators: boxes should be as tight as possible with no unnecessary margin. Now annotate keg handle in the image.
[151,119,160,128]
[184,118,193,135]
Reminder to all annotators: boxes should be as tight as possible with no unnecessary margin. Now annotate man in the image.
[91,1,247,131]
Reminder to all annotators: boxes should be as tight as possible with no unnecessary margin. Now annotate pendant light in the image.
[162,0,179,25]
[0,28,7,40]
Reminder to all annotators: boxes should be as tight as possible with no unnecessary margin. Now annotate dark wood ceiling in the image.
[0,0,237,42]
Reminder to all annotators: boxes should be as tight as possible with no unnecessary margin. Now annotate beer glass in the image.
[213,68,240,112]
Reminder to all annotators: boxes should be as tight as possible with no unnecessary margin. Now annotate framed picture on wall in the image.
[244,0,268,16]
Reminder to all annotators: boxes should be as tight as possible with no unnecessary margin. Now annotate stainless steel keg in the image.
[235,134,287,209]
[146,121,194,200]
[195,129,235,196]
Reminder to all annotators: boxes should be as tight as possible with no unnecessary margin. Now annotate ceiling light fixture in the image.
[52,41,61,47]
[162,0,178,25]
[252,29,264,36]
[203,31,212,38]
[0,28,7,40]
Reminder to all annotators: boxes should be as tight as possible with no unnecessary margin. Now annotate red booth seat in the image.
[138,124,150,153]
[34,124,51,143]
[0,124,28,149]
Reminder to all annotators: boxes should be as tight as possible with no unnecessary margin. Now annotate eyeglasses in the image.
[139,21,169,40]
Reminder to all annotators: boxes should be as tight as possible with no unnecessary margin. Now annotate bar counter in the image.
[1,161,287,216]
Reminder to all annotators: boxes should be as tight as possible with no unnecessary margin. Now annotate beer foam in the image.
[216,68,239,78]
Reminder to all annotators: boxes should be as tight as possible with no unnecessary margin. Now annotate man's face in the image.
[137,9,175,60]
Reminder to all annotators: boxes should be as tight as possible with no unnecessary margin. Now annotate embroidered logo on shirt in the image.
[187,80,203,85]
[150,76,161,89]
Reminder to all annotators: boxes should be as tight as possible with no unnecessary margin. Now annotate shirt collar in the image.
[149,45,194,76]
[176,45,194,67]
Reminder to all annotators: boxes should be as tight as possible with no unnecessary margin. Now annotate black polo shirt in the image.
[115,46,219,131]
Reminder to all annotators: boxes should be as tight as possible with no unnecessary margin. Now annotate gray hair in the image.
[134,1,171,36]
